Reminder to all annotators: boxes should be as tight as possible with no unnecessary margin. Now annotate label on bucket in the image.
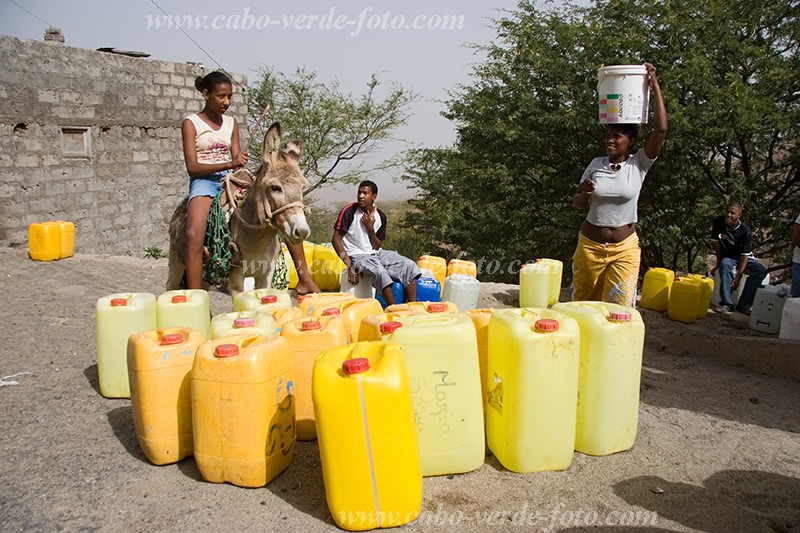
[597,65,649,124]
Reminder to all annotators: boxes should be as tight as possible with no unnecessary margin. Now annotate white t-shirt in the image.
[580,148,656,227]
[794,213,800,263]
[185,114,233,165]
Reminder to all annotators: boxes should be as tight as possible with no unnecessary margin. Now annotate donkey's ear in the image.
[262,122,282,163]
[286,140,304,160]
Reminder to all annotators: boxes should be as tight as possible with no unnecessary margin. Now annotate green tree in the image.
[404,0,800,282]
[247,68,417,195]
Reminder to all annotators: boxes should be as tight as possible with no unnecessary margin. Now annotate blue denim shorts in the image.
[188,171,230,200]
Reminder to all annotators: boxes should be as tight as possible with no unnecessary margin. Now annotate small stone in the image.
[651,486,664,494]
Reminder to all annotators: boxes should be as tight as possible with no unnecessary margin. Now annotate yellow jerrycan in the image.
[53,220,75,258]
[96,292,157,398]
[281,244,298,289]
[358,311,420,341]
[686,273,714,319]
[385,301,459,314]
[232,288,292,312]
[552,301,645,456]
[536,258,563,305]
[466,308,495,422]
[386,313,484,476]
[28,222,60,261]
[127,327,203,465]
[311,298,384,344]
[667,277,703,324]
[486,308,580,472]
[192,335,295,488]
[312,243,347,291]
[447,258,477,278]
[281,315,349,440]
[211,311,277,339]
[313,342,421,531]
[298,292,356,316]
[640,267,675,312]
[418,255,447,296]
[519,262,550,308]
[157,290,211,340]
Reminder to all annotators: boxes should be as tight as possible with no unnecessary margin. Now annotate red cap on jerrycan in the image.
[380,321,403,334]
[323,308,341,316]
[534,318,559,332]
[171,295,188,303]
[342,357,370,374]
[609,311,632,322]
[301,320,321,331]
[234,317,255,328]
[160,333,184,345]
[428,303,447,313]
[215,344,239,358]
[110,298,128,307]
[261,295,277,304]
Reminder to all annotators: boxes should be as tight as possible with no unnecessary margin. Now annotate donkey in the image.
[166,122,310,299]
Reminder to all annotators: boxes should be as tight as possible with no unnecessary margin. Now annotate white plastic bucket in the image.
[597,65,650,124]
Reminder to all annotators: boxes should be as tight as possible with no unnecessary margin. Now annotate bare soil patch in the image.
[1,248,798,532]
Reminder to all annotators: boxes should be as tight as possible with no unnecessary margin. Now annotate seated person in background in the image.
[792,213,800,298]
[711,201,767,315]
[331,180,420,305]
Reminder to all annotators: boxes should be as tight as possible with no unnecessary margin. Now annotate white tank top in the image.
[185,113,234,165]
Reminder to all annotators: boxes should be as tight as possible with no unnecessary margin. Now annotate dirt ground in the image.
[1,246,799,532]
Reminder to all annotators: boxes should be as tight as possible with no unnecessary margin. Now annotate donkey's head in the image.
[252,122,310,244]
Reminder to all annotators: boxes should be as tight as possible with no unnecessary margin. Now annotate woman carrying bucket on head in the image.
[571,62,667,307]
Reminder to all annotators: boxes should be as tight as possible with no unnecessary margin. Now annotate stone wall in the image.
[0,34,249,255]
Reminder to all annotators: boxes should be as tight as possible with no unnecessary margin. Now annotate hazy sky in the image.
[1,0,538,205]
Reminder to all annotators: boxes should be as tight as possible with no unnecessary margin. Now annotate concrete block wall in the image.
[0,34,249,255]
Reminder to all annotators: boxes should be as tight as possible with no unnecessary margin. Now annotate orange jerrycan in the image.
[446,258,477,278]
[96,292,157,398]
[127,327,203,465]
[418,255,446,295]
[232,288,292,312]
[312,243,347,291]
[519,262,550,308]
[313,342,421,531]
[640,267,675,312]
[28,222,61,261]
[270,307,305,333]
[552,301,645,456]
[192,335,295,487]
[358,311,420,341]
[312,298,384,344]
[157,290,211,340]
[281,315,349,440]
[466,308,495,422]
[667,277,702,324]
[298,291,355,316]
[686,274,714,319]
[386,313,484,476]
[211,311,277,339]
[487,308,580,472]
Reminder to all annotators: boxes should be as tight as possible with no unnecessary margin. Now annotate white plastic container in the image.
[339,268,375,299]
[597,65,650,124]
[442,274,480,311]
[779,297,800,340]
[711,270,771,307]
[749,285,790,334]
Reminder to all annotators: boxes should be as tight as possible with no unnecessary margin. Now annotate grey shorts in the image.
[349,249,421,291]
